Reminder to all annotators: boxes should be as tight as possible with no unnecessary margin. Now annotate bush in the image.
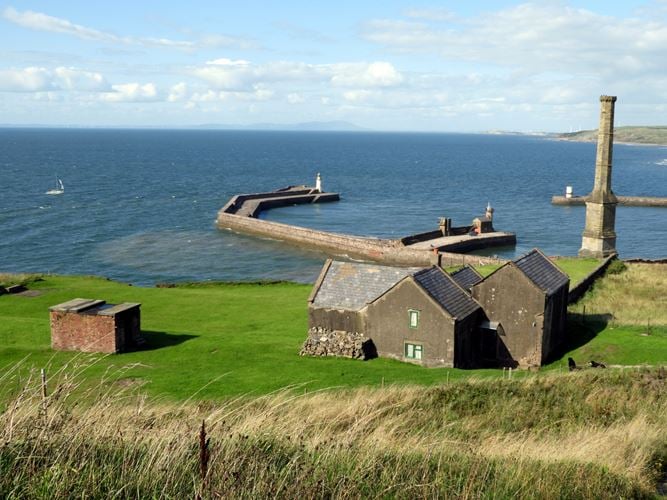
[606,259,627,275]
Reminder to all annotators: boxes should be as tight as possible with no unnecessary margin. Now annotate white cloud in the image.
[100,83,160,102]
[330,61,404,87]
[189,87,274,103]
[403,7,456,22]
[167,82,188,102]
[287,92,305,104]
[0,66,108,92]
[363,4,667,78]
[53,67,108,91]
[191,59,404,91]
[3,6,256,50]
[0,67,52,92]
[4,6,117,43]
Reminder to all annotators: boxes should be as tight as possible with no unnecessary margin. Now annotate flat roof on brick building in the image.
[49,298,140,315]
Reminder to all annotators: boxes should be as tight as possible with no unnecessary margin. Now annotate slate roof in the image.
[450,266,484,292]
[513,249,569,296]
[311,261,419,311]
[413,267,481,319]
[311,262,480,318]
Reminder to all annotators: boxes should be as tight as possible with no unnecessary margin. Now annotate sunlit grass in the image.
[574,263,667,325]
[1,364,664,497]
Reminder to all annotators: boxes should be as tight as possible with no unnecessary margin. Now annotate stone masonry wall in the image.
[50,311,118,353]
[300,327,374,360]
[217,212,503,267]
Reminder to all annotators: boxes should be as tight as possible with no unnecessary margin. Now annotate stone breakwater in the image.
[552,195,667,207]
[216,185,513,267]
[300,327,374,359]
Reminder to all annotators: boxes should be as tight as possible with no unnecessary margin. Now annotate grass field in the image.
[1,367,665,498]
[454,256,600,288]
[0,261,665,402]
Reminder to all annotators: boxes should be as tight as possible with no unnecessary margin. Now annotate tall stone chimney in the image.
[579,96,618,258]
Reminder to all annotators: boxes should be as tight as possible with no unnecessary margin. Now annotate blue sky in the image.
[2,1,667,131]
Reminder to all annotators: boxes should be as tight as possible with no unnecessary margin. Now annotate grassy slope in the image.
[1,369,665,498]
[0,276,492,401]
[0,261,664,401]
[558,126,667,145]
[549,263,667,368]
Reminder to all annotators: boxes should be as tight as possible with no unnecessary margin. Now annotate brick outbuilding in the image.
[50,298,142,353]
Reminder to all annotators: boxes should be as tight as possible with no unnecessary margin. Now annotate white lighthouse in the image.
[315,172,322,192]
[485,202,494,220]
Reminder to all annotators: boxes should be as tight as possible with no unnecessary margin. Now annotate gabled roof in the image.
[413,267,481,319]
[450,266,484,292]
[512,249,569,296]
[310,261,480,318]
[311,261,419,311]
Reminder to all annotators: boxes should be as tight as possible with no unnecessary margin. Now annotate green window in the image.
[405,342,423,360]
[408,309,420,328]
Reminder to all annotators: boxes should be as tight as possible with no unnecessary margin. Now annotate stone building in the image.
[471,249,569,368]
[306,260,481,367]
[50,298,142,354]
[450,265,484,292]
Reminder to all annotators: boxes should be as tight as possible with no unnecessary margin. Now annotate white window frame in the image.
[405,342,423,360]
[408,309,420,329]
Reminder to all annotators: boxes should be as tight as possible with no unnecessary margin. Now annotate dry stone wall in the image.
[300,327,375,360]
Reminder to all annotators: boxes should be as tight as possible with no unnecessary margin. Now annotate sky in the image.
[2,1,667,131]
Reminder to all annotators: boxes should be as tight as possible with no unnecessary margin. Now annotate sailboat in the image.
[46,178,64,195]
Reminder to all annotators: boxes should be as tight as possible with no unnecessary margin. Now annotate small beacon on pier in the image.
[565,186,573,199]
[315,172,322,192]
[485,202,494,220]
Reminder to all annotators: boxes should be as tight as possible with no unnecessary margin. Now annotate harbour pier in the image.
[216,178,516,267]
[552,194,667,207]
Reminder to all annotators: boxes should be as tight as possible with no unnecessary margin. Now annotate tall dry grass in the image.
[575,263,667,325]
[1,361,665,498]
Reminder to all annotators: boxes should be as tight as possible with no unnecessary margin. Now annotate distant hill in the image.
[558,126,667,145]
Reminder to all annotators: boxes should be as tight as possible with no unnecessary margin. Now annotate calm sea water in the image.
[1,129,666,285]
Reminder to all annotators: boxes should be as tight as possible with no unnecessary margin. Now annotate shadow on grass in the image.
[548,313,613,363]
[139,330,198,351]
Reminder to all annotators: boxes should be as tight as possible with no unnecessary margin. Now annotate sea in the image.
[1,128,666,286]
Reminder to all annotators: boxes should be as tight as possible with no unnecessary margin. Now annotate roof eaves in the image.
[307,259,333,304]
[416,266,481,320]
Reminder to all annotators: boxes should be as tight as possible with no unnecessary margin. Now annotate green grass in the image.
[470,257,601,287]
[0,275,497,401]
[0,259,662,402]
[553,257,602,287]
[545,320,667,369]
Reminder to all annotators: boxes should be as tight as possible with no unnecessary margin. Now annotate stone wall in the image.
[217,212,503,267]
[567,254,617,304]
[553,195,667,207]
[300,327,375,360]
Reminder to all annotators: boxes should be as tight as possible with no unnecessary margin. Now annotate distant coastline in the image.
[556,126,667,146]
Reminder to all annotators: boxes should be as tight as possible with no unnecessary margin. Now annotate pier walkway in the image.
[217,185,516,267]
[552,195,667,207]
[222,185,340,218]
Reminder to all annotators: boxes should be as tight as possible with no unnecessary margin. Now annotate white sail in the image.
[46,177,64,195]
